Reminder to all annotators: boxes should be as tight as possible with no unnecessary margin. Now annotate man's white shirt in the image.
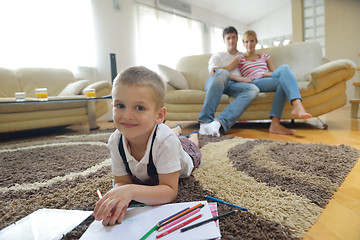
[208,51,242,76]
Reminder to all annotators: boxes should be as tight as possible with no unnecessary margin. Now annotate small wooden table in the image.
[350,99,360,118]
[350,82,360,118]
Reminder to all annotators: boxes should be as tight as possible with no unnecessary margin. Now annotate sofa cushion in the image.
[176,54,212,90]
[257,41,323,82]
[16,68,76,97]
[58,80,90,96]
[0,68,22,98]
[158,64,189,89]
[310,59,356,93]
[165,89,229,104]
[81,81,113,98]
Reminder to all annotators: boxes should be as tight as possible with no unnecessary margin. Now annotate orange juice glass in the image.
[35,88,48,101]
[85,89,96,98]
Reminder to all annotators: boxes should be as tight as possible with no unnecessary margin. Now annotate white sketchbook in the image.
[0,208,93,240]
[80,201,221,240]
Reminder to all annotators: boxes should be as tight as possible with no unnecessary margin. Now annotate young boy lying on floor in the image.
[93,66,201,226]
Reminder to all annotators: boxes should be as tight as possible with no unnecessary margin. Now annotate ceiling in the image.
[187,0,291,25]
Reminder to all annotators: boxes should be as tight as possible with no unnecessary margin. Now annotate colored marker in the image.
[158,203,204,228]
[205,195,249,211]
[181,210,237,233]
[140,224,158,240]
[156,214,202,239]
[158,208,201,231]
[158,207,189,226]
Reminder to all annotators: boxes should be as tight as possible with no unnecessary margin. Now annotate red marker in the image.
[156,214,202,239]
[158,203,203,228]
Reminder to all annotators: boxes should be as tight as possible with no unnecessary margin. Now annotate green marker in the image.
[139,224,158,240]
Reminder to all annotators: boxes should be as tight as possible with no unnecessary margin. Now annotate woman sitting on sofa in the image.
[218,30,312,135]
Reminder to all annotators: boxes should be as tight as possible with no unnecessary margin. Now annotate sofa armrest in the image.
[310,59,356,93]
[82,80,112,97]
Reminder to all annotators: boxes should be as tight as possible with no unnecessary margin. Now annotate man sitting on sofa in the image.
[198,26,259,136]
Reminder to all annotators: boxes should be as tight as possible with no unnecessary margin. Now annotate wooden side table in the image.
[354,82,360,98]
[349,53,360,118]
[350,99,360,118]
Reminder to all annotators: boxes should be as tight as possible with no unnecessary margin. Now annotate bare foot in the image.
[291,99,312,119]
[269,118,295,135]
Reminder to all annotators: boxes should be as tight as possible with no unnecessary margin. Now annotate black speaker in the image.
[110,53,117,84]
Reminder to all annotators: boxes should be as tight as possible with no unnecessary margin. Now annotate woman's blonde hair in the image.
[243,30,258,43]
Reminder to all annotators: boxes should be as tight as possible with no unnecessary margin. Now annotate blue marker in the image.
[205,195,249,211]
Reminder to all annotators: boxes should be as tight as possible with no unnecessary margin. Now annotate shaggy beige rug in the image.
[0,130,359,239]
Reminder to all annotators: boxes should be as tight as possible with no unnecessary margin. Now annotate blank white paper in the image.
[0,208,93,240]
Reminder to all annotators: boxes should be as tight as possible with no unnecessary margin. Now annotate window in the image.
[257,34,293,49]
[303,0,325,55]
[209,26,224,53]
[0,0,95,71]
[136,4,203,70]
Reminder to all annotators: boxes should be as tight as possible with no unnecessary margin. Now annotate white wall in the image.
[248,2,292,41]
[191,4,247,35]
[191,4,247,54]
[325,0,360,104]
[91,0,137,83]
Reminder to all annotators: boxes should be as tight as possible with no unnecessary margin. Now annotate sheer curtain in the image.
[0,0,95,71]
[209,26,224,53]
[136,4,203,70]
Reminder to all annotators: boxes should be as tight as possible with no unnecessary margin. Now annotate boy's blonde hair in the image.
[243,30,258,43]
[113,66,166,109]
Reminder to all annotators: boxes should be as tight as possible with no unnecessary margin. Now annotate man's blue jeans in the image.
[198,69,259,133]
[252,64,302,119]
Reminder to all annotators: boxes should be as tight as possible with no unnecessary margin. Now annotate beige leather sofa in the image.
[0,67,112,133]
[159,41,356,127]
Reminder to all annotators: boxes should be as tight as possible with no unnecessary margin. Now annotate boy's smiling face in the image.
[112,83,165,143]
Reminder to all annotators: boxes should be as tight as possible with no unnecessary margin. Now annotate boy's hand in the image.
[100,206,128,226]
[93,185,133,225]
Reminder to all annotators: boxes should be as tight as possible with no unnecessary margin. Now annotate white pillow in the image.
[157,64,189,89]
[58,80,90,96]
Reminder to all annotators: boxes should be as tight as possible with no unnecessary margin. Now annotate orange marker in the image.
[97,189,103,199]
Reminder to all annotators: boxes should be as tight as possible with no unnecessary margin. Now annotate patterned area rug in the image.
[0,130,359,239]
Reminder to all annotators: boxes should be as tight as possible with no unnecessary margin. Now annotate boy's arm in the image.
[114,175,133,186]
[131,171,179,204]
[93,171,180,225]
